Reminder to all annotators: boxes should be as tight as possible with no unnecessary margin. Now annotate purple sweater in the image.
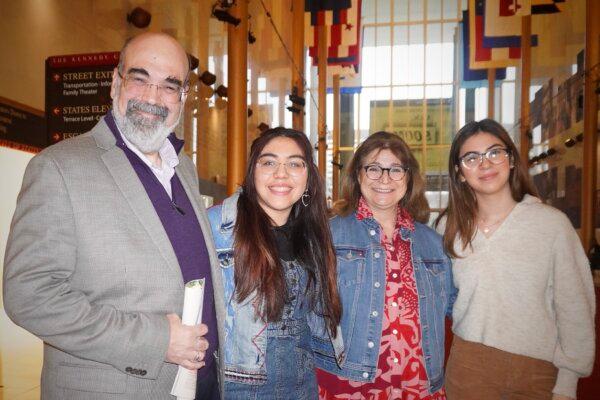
[105,112,217,377]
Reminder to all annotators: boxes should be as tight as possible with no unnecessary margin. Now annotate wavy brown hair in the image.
[335,131,430,223]
[233,127,341,335]
[436,119,538,257]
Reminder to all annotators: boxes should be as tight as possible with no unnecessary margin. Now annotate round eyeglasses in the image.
[459,148,510,169]
[256,159,307,177]
[363,165,409,181]
[118,71,187,103]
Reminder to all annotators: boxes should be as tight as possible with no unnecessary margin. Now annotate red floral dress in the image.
[316,198,446,400]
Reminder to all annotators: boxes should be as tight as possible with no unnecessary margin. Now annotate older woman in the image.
[314,131,456,400]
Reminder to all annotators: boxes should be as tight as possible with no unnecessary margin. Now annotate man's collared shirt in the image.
[120,131,180,199]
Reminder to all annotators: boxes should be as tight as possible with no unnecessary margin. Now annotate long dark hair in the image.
[234,127,341,334]
[335,131,430,223]
[436,119,538,257]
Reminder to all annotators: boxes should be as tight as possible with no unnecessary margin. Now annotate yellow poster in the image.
[369,99,453,173]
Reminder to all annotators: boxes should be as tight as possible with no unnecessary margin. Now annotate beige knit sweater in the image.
[449,195,595,398]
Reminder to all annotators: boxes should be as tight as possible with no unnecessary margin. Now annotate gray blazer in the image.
[3,118,226,399]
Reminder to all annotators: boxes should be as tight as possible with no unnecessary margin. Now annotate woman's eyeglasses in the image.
[459,148,510,169]
[363,165,409,181]
[256,159,307,177]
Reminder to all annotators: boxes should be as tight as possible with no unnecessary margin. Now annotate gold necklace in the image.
[478,218,504,234]
[478,205,516,234]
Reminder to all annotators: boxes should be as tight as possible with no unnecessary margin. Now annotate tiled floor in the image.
[0,310,42,400]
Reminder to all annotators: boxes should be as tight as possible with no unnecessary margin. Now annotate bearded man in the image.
[3,33,224,400]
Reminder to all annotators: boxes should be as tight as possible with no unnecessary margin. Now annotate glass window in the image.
[362,27,377,87]
[408,85,425,99]
[506,66,516,80]
[530,84,542,102]
[326,93,333,132]
[501,82,515,125]
[392,25,409,85]
[426,85,443,99]
[426,24,443,84]
[441,84,453,98]
[443,0,458,19]
[258,92,267,104]
[474,87,489,120]
[459,88,466,127]
[258,77,266,91]
[408,25,425,84]
[427,0,442,20]
[442,23,456,83]
[363,0,376,24]
[392,86,409,99]
[394,0,409,22]
[375,27,392,86]
[359,87,378,131]
[409,0,424,21]
[377,0,392,23]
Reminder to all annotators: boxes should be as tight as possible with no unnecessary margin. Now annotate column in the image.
[292,0,305,131]
[317,25,328,179]
[226,0,248,195]
[332,74,341,200]
[519,15,532,163]
[196,2,211,179]
[488,68,496,119]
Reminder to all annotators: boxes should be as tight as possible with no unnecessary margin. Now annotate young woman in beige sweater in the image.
[437,119,595,400]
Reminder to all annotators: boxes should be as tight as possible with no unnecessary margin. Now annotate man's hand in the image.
[165,313,209,370]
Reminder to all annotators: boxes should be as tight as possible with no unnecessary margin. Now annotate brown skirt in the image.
[445,336,558,400]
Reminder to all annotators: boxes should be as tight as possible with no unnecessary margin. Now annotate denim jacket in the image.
[313,211,456,394]
[207,191,344,384]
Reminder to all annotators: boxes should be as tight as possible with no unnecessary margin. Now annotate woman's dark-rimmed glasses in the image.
[363,165,409,181]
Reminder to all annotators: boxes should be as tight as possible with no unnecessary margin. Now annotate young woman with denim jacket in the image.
[206,128,343,399]
[315,131,456,399]
[437,119,594,400]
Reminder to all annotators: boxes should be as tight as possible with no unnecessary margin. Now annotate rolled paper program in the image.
[171,278,206,400]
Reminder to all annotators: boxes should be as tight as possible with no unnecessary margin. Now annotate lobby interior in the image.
[0,1,598,399]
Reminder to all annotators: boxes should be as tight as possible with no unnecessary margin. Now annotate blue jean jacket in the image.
[313,212,456,394]
[207,191,344,384]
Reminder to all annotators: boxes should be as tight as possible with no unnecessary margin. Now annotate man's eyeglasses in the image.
[459,148,510,169]
[256,159,307,177]
[118,71,187,103]
[363,165,409,181]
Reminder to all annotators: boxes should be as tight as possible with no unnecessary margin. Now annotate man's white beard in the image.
[112,96,181,154]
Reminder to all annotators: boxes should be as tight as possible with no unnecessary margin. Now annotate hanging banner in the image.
[459,15,507,89]
[0,96,46,153]
[469,0,522,69]
[45,51,119,145]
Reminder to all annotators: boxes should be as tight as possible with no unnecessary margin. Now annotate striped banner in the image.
[459,13,507,88]
[483,0,539,48]
[469,0,522,69]
[306,0,362,73]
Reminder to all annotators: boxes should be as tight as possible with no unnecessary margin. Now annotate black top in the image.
[273,221,294,262]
